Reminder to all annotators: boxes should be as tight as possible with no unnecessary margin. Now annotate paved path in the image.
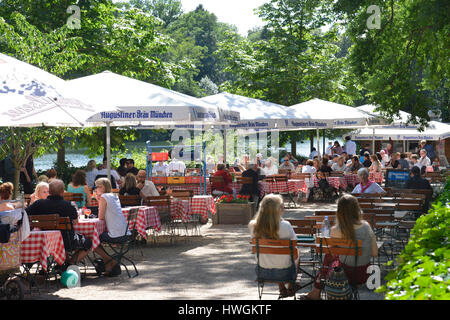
[27,203,385,300]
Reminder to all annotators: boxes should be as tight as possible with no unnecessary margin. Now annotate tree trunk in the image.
[13,165,20,200]
[57,135,66,168]
[291,138,297,157]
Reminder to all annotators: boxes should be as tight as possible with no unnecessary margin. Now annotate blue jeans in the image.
[255,264,297,282]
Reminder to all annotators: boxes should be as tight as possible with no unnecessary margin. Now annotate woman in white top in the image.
[263,159,278,176]
[248,194,300,298]
[352,168,385,194]
[331,156,347,172]
[85,160,98,188]
[301,160,316,202]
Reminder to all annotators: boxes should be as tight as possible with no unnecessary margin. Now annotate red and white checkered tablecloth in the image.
[312,176,348,190]
[73,219,105,250]
[122,206,162,238]
[20,231,66,272]
[171,199,191,223]
[171,196,216,222]
[260,179,305,194]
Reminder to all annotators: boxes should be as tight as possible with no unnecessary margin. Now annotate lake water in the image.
[34,138,343,171]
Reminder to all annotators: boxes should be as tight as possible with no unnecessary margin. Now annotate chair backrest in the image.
[142,195,172,213]
[29,214,60,230]
[314,210,337,216]
[118,195,142,207]
[290,173,312,180]
[237,176,253,185]
[171,189,193,199]
[387,188,433,196]
[251,238,298,261]
[57,216,73,231]
[273,175,288,182]
[329,171,344,177]
[63,192,83,203]
[278,169,291,176]
[316,237,362,256]
[285,219,315,236]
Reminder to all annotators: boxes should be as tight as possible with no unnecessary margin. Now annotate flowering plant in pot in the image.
[217,194,251,204]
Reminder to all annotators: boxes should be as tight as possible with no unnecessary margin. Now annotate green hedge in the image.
[376,178,450,300]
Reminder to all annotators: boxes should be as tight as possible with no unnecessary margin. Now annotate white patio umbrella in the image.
[287,99,378,157]
[0,52,95,127]
[67,71,240,179]
[350,105,450,152]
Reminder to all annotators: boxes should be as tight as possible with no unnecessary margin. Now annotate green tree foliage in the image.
[376,179,450,300]
[122,0,183,27]
[333,0,450,127]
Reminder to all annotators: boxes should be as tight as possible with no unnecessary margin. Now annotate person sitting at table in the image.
[331,141,344,155]
[387,152,400,169]
[119,173,141,196]
[116,158,128,179]
[126,158,139,176]
[331,156,347,172]
[286,153,299,167]
[362,152,372,168]
[0,182,16,211]
[379,150,389,167]
[136,170,159,198]
[85,160,98,189]
[417,149,431,174]
[248,194,300,298]
[309,147,319,159]
[279,156,295,171]
[95,178,131,276]
[46,168,58,183]
[301,160,316,174]
[240,162,262,204]
[312,158,321,172]
[262,159,278,176]
[67,170,92,208]
[37,175,49,183]
[211,164,233,195]
[301,194,378,300]
[406,166,433,210]
[398,153,410,170]
[25,179,96,268]
[96,159,121,189]
[153,160,169,176]
[29,182,50,205]
[346,155,363,173]
[352,168,385,194]
[368,154,382,173]
[318,157,332,174]
[232,158,245,172]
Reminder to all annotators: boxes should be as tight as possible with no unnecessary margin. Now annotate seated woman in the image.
[312,159,321,172]
[302,159,316,174]
[67,170,92,208]
[301,160,316,203]
[30,182,50,205]
[248,194,300,298]
[362,152,372,168]
[85,160,98,189]
[318,157,332,174]
[301,194,378,300]
[46,168,58,183]
[331,156,347,172]
[368,155,382,173]
[119,173,141,196]
[211,164,233,195]
[0,182,16,211]
[262,159,278,176]
[352,168,385,194]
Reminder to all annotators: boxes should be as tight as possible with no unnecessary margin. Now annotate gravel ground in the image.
[23,202,387,301]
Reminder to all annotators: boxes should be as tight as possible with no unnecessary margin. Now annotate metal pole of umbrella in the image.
[372,128,376,154]
[106,122,111,182]
[223,129,227,164]
[316,128,321,158]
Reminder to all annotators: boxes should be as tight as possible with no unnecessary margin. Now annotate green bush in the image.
[376,178,450,300]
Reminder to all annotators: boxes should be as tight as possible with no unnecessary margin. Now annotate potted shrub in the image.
[213,194,256,225]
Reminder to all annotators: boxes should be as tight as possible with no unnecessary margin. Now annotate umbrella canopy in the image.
[0,52,94,127]
[200,92,290,129]
[287,98,377,128]
[67,71,239,126]
[350,105,450,141]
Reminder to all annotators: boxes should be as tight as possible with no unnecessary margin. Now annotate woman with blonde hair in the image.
[248,194,300,298]
[86,160,98,188]
[119,173,141,196]
[29,182,50,205]
[301,194,378,300]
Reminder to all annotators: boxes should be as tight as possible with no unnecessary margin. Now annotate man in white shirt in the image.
[96,160,121,187]
[262,159,278,176]
[344,136,357,157]
[168,158,186,174]
[309,148,319,159]
[279,156,295,171]
[136,170,160,198]
[152,161,169,176]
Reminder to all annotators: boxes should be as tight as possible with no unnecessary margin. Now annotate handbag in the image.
[0,224,11,243]
[324,266,352,300]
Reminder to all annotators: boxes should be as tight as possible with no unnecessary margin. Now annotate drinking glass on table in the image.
[84,208,91,219]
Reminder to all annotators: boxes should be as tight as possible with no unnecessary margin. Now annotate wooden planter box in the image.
[213,202,256,225]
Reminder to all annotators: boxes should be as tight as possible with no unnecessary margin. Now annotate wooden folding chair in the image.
[142,195,175,243]
[316,237,362,300]
[236,176,259,204]
[63,192,84,208]
[118,195,142,207]
[251,238,298,300]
